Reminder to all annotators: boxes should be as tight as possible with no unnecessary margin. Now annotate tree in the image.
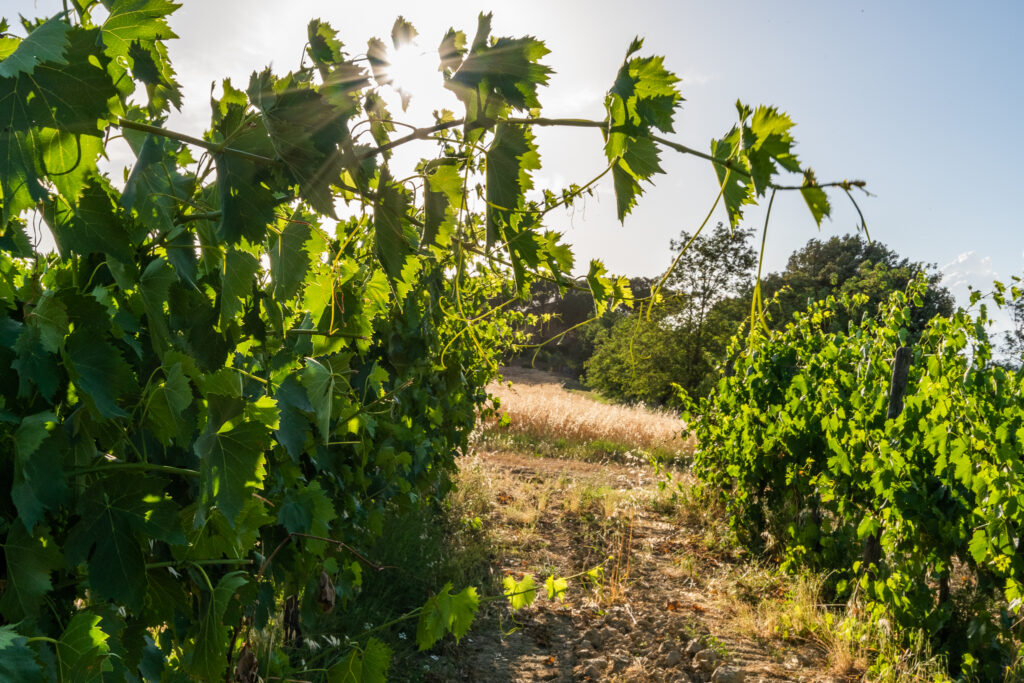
[758,234,954,331]
[585,223,756,403]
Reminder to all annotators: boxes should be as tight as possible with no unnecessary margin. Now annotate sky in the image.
[7,0,1024,317]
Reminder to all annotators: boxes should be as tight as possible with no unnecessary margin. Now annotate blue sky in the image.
[7,0,1023,313]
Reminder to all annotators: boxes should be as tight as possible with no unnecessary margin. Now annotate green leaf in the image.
[0,523,63,622]
[0,28,117,224]
[188,571,248,682]
[145,362,193,445]
[195,420,269,526]
[745,105,799,196]
[307,19,346,67]
[416,583,479,650]
[0,18,70,78]
[503,574,537,610]
[43,177,136,265]
[710,128,754,227]
[100,0,179,64]
[277,481,337,537]
[544,574,568,602]
[12,417,68,531]
[220,248,259,329]
[211,79,277,244]
[11,324,60,400]
[122,132,191,235]
[423,160,461,247]
[275,374,312,459]
[485,124,539,248]
[64,332,135,419]
[269,219,313,301]
[65,476,183,610]
[57,612,110,682]
[328,638,393,683]
[248,69,349,215]
[0,625,45,682]
[800,169,831,226]
[373,170,418,279]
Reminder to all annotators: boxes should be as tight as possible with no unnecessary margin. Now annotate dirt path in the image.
[425,450,851,683]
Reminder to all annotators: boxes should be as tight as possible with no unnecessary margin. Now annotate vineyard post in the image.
[862,346,912,579]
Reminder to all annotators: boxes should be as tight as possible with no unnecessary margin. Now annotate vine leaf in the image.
[12,420,68,531]
[445,13,552,136]
[248,69,349,216]
[586,260,633,315]
[122,132,191,235]
[187,571,248,681]
[277,481,337,538]
[544,574,568,602]
[211,79,277,244]
[65,476,184,611]
[195,420,269,527]
[503,574,537,610]
[44,178,136,265]
[145,362,194,445]
[57,612,110,682]
[416,583,479,650]
[274,374,312,459]
[485,124,540,250]
[64,332,135,419]
[603,38,681,221]
[269,219,314,302]
[0,625,45,681]
[0,28,116,223]
[100,0,182,109]
[0,523,63,622]
[373,170,418,279]
[220,248,259,329]
[328,637,392,683]
[0,19,70,78]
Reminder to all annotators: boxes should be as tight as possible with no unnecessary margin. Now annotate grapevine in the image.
[0,4,855,680]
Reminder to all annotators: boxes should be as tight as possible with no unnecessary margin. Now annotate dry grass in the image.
[481,367,691,459]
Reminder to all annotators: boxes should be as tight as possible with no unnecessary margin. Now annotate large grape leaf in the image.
[12,423,68,531]
[485,124,539,249]
[195,420,269,526]
[416,583,479,650]
[211,79,277,244]
[122,132,191,235]
[100,0,179,62]
[64,332,136,419]
[0,18,69,78]
[275,374,312,459]
[709,127,754,227]
[269,219,313,302]
[373,171,418,279]
[43,177,136,265]
[65,476,184,611]
[248,69,349,216]
[0,523,63,622]
[446,13,552,133]
[0,28,116,224]
[602,39,680,222]
[0,625,45,682]
[57,612,110,682]
[328,637,392,683]
[144,362,194,445]
[186,571,248,681]
[220,248,259,329]
[11,324,59,400]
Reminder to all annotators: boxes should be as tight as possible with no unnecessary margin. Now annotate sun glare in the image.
[385,44,440,108]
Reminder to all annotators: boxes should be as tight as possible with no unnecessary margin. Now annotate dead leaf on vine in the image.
[234,644,258,683]
[317,570,336,613]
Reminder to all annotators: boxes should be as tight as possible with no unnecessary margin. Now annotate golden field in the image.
[479,367,690,459]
